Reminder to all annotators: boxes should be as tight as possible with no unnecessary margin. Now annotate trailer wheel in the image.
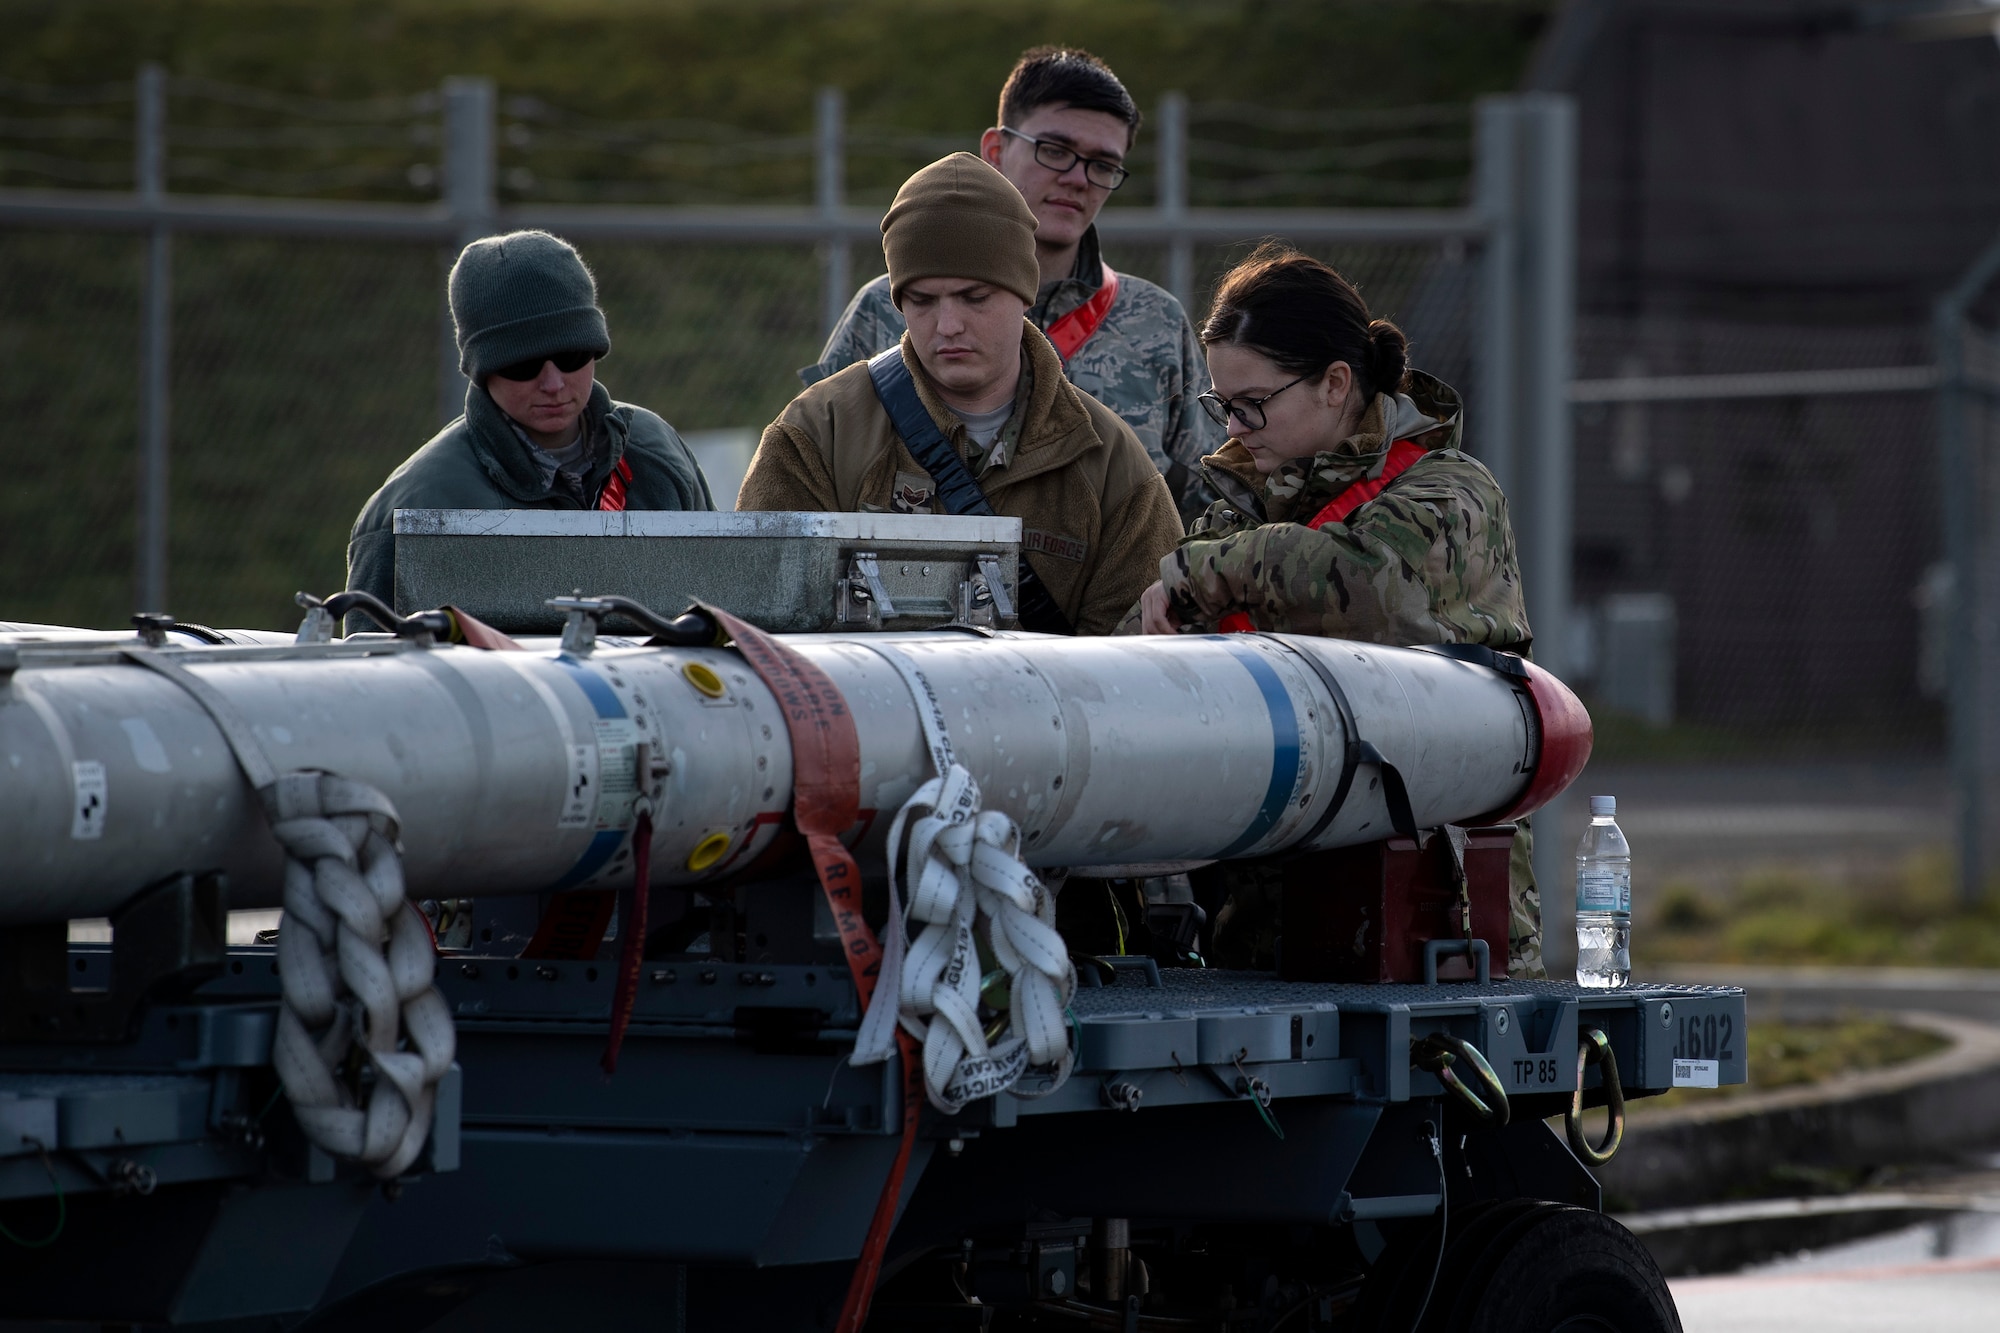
[1349,1199,1539,1331]
[1445,1205,1678,1333]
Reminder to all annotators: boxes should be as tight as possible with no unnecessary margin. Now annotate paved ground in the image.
[1675,1258,2000,1333]
[1674,1209,2000,1332]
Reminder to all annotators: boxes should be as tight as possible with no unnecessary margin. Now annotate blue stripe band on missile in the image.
[553,829,627,889]
[1215,640,1302,858]
[552,654,628,718]
[549,654,631,889]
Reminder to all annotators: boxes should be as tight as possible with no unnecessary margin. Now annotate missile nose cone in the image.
[1489,660,1594,821]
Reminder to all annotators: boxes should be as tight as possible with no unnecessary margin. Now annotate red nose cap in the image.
[1487,660,1593,822]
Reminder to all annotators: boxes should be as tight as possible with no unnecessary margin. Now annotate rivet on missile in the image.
[687,830,732,871]
[682,663,726,698]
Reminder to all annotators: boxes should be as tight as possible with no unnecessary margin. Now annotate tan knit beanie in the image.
[882,152,1040,307]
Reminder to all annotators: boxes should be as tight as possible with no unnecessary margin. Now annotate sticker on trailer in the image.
[1671,1058,1719,1088]
[71,760,107,839]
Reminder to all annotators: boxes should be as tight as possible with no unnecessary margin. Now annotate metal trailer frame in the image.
[0,907,1745,1329]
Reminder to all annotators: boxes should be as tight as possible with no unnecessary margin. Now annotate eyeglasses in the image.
[998,127,1129,191]
[490,348,596,382]
[1197,373,1312,430]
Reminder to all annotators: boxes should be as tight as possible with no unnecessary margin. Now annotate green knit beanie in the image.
[883,153,1040,308]
[449,230,611,381]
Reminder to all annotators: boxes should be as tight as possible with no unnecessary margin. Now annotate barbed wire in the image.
[167,158,427,193]
[513,130,813,163]
[0,115,129,142]
[1193,173,1469,207]
[168,76,437,122]
[1191,136,1469,173]
[0,149,135,186]
[0,74,1481,206]
[0,76,133,106]
[1192,101,1469,132]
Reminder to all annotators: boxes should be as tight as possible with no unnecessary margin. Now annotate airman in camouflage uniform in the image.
[1160,373,1529,647]
[1124,371,1545,978]
[800,44,1224,523]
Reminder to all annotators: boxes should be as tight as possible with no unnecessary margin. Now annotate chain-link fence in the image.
[1568,315,1942,740]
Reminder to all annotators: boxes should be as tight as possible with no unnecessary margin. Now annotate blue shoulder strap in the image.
[865,347,995,518]
[864,346,1073,635]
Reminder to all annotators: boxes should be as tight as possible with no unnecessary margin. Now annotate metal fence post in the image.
[438,76,497,425]
[1157,92,1193,313]
[1517,94,1576,685]
[1472,98,1520,499]
[1933,226,2000,904]
[816,86,850,338]
[1508,94,1579,975]
[135,63,171,617]
[1935,307,1982,904]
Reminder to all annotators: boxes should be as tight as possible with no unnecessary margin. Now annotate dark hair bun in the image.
[1367,319,1410,396]
[1199,243,1409,400]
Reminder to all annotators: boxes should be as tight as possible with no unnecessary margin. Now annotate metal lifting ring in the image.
[301,589,456,643]
[1565,1026,1626,1166]
[1412,1033,1510,1126]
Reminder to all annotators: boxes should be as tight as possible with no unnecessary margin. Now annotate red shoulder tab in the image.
[1306,438,1428,530]
[1045,263,1120,362]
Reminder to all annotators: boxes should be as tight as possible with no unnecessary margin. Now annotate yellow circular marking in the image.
[682,662,727,698]
[686,831,732,872]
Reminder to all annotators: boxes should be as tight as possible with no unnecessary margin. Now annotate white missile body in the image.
[0,631,1589,925]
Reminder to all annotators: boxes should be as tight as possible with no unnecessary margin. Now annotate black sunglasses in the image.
[490,348,597,382]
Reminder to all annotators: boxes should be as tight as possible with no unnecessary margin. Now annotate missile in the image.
[0,628,1588,925]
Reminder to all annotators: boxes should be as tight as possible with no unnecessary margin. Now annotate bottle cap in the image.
[1590,795,1616,816]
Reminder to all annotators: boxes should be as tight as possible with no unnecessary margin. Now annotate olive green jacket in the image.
[741,320,1183,637]
[346,381,712,620]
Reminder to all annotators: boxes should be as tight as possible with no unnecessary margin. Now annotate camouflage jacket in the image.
[802,226,1224,521]
[1141,372,1532,652]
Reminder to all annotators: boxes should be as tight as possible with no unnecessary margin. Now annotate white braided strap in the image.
[266,772,456,1179]
[851,648,1075,1113]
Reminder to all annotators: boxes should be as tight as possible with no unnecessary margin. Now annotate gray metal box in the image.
[392,510,1023,635]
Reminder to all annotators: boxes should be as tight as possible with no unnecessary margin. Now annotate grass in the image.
[1640,850,2000,970]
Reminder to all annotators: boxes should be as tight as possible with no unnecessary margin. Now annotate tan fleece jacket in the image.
[738,320,1183,636]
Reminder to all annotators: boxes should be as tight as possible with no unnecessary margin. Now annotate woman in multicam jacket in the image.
[1119,242,1544,976]
[1124,242,1529,649]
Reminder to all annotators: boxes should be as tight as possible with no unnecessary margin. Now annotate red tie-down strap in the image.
[694,604,922,1333]
[1215,438,1430,634]
[597,457,634,511]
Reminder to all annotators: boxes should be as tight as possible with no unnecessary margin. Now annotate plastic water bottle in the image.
[1574,795,1631,988]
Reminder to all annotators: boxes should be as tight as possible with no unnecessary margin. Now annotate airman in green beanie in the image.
[345,230,713,626]
[739,154,1182,637]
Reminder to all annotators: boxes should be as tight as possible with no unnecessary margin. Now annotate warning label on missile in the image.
[594,717,639,828]
[71,760,107,840]
[1671,1058,1719,1088]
